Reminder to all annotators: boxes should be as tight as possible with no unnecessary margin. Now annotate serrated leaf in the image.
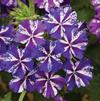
[1,92,12,101]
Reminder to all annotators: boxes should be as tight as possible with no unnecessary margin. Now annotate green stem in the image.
[18,91,26,101]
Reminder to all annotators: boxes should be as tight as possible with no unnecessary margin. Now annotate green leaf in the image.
[1,92,12,101]
[10,0,39,25]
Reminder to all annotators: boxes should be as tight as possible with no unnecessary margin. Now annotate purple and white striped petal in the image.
[57,23,88,59]
[35,0,64,12]
[65,58,93,91]
[15,20,45,51]
[9,70,36,93]
[34,41,63,72]
[35,71,65,98]
[4,45,34,78]
[0,25,14,44]
[0,25,14,54]
[43,6,77,39]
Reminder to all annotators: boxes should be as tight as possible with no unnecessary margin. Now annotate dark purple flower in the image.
[65,58,93,91]
[89,14,100,39]
[33,41,63,72]
[56,22,88,60]
[9,70,36,93]
[0,25,14,54]
[35,71,65,98]
[35,0,64,12]
[15,20,45,51]
[4,45,34,78]
[43,6,77,39]
[55,95,67,101]
[91,0,100,13]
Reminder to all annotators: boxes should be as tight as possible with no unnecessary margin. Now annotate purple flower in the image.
[4,45,34,78]
[0,0,27,7]
[0,0,17,7]
[56,22,88,60]
[15,20,45,51]
[65,58,93,91]
[43,6,77,39]
[89,14,100,39]
[9,70,36,93]
[35,71,65,98]
[55,95,67,101]
[35,0,64,12]
[0,25,14,54]
[33,41,63,72]
[91,0,100,13]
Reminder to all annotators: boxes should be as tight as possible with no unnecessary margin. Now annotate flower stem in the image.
[18,91,26,101]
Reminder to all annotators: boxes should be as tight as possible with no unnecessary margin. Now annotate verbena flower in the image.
[35,0,64,12]
[35,71,65,98]
[0,0,27,7]
[0,0,17,7]
[56,22,88,60]
[65,58,93,91]
[0,25,14,54]
[33,40,63,72]
[89,14,100,39]
[43,6,77,39]
[91,0,100,13]
[15,20,45,51]
[4,45,34,78]
[9,70,36,93]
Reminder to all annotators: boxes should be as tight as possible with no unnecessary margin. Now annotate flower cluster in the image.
[0,0,93,100]
[89,0,100,41]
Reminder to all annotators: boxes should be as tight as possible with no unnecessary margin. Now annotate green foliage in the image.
[71,0,95,21]
[10,0,39,25]
[1,92,12,101]
[87,74,100,101]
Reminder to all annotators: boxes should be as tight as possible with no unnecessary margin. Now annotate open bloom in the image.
[15,20,45,51]
[89,14,100,39]
[9,70,36,93]
[35,71,65,98]
[4,45,34,78]
[0,25,14,54]
[65,58,93,91]
[43,6,77,39]
[33,41,63,72]
[91,0,100,13]
[56,22,88,59]
[0,0,27,7]
[35,0,64,12]
[0,0,17,7]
